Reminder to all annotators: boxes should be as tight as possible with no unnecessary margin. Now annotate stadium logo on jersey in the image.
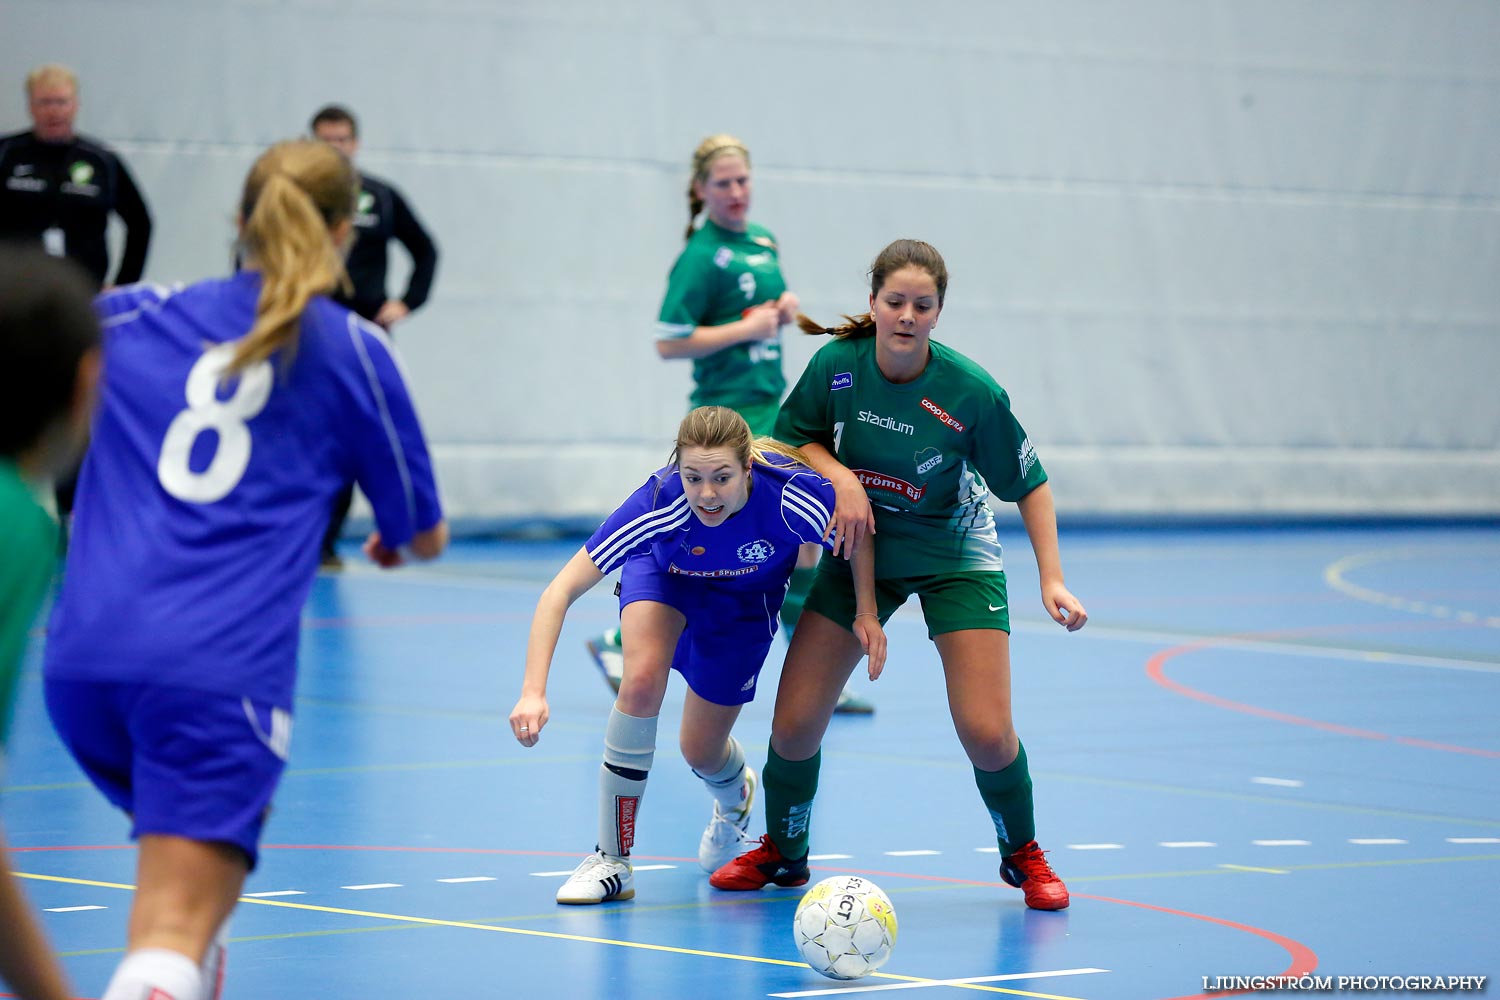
[920,397,966,433]
[853,469,926,504]
[737,539,776,564]
[1017,437,1038,478]
[714,246,733,269]
[915,448,944,478]
[858,410,914,435]
[830,372,853,391]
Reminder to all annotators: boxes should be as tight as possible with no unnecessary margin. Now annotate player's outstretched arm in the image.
[1016,483,1087,632]
[510,548,605,747]
[797,441,875,560]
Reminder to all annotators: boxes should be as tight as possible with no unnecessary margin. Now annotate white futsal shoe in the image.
[556,851,635,904]
[698,766,759,873]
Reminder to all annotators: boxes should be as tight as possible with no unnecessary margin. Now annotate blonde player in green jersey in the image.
[586,134,875,714]
[711,239,1087,910]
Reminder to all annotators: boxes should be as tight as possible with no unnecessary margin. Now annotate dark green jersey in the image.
[657,219,788,408]
[1,460,57,748]
[776,336,1047,578]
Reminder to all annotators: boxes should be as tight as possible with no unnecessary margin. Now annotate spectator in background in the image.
[1,64,153,291]
[309,103,439,568]
[0,247,101,1000]
[2,64,153,522]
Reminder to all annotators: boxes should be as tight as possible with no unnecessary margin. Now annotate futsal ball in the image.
[792,875,898,980]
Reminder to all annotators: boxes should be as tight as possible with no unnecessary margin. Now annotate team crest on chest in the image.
[737,539,775,564]
[914,447,943,479]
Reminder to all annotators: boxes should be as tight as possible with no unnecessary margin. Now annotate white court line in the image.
[45,905,106,912]
[437,876,496,883]
[1252,840,1310,846]
[1009,619,1500,674]
[809,854,853,861]
[1160,841,1216,848]
[1252,777,1304,788]
[884,850,940,857]
[342,883,402,890]
[1066,843,1124,850]
[973,847,1000,854]
[769,967,1109,997]
[244,890,305,898]
[1349,838,1407,845]
[1447,837,1500,844]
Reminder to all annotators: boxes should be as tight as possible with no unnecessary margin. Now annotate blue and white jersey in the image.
[587,454,835,592]
[44,273,443,709]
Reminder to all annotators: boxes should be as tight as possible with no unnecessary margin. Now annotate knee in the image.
[957,724,1019,771]
[679,731,725,774]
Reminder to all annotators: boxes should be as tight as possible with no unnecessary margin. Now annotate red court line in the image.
[1076,894,1319,1000]
[1145,627,1500,759]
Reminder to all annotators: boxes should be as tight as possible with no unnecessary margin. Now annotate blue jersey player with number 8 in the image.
[42,140,447,1000]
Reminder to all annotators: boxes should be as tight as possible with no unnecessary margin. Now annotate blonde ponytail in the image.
[229,141,358,375]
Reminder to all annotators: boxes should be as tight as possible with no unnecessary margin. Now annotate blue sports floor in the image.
[4,524,1497,999]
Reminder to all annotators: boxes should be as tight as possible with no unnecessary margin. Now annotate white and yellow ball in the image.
[792,875,898,980]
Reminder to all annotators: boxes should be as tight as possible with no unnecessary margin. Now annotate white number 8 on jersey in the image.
[157,343,273,503]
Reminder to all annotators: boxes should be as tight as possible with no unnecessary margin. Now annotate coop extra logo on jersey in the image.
[854,469,926,503]
[1017,437,1038,478]
[914,448,943,478]
[920,397,966,433]
[830,371,853,391]
[737,539,775,564]
[858,410,914,435]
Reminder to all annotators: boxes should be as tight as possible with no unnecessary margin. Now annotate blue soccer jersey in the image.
[44,274,443,709]
[587,453,835,591]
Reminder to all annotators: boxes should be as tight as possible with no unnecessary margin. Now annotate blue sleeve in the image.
[779,470,836,550]
[95,283,176,329]
[343,319,443,548]
[585,469,689,573]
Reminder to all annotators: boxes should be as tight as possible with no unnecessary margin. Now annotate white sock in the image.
[693,736,749,815]
[101,947,204,1000]
[598,707,657,857]
[200,920,229,1000]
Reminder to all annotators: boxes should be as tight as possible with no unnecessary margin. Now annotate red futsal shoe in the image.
[999,840,1070,910]
[709,834,810,890]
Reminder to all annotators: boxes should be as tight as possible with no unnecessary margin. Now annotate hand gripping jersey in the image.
[44,274,443,709]
[656,219,788,409]
[587,453,835,592]
[776,336,1047,578]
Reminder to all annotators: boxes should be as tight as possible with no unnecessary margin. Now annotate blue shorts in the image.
[618,555,784,706]
[45,679,291,869]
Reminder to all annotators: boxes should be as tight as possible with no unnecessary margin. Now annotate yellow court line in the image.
[17,872,1084,999]
[1217,864,1290,875]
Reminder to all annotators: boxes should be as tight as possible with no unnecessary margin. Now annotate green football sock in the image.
[763,742,820,860]
[973,743,1036,856]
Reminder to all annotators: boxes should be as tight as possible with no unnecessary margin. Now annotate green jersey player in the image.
[710,239,1088,910]
[587,134,874,713]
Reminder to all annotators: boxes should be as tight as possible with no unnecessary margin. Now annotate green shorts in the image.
[730,398,782,438]
[803,562,1011,637]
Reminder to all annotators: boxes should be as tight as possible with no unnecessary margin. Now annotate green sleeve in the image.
[972,385,1048,503]
[774,344,834,449]
[657,245,718,335]
[0,508,57,749]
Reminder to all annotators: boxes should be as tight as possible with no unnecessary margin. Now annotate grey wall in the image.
[7,0,1498,524]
